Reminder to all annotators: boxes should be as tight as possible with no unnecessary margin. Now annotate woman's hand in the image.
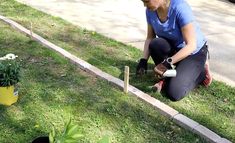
[136,58,148,76]
[154,63,167,76]
[154,58,172,78]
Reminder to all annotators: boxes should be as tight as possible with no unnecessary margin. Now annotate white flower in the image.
[5,54,18,60]
[0,53,18,60]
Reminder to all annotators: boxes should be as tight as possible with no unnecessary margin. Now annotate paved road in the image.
[16,0,235,87]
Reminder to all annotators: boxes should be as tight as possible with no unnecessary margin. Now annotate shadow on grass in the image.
[28,74,204,143]
[0,32,203,142]
[0,105,49,143]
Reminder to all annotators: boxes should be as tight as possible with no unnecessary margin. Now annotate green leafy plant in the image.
[0,54,20,87]
[49,119,83,143]
[48,119,110,143]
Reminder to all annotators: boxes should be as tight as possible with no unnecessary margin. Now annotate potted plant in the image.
[32,119,110,143]
[32,119,83,143]
[0,53,21,106]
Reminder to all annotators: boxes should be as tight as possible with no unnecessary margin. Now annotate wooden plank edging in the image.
[0,15,231,143]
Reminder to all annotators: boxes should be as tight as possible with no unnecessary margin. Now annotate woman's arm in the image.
[171,22,196,64]
[143,24,156,60]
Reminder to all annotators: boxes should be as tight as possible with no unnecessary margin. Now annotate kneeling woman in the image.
[136,0,212,101]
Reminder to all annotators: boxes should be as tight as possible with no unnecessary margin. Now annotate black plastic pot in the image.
[32,136,49,143]
[229,0,235,3]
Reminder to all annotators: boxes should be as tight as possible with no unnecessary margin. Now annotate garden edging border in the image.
[0,15,231,143]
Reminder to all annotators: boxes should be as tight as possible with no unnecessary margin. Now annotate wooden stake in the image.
[30,22,33,39]
[124,66,129,93]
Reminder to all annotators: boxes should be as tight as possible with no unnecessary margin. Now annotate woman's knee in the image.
[149,38,171,54]
[166,83,188,101]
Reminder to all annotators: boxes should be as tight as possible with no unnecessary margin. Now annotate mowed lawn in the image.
[0,21,206,142]
[0,0,234,142]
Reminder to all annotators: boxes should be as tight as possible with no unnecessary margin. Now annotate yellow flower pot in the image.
[0,86,18,106]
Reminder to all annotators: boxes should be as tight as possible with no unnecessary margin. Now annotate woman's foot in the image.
[153,80,164,92]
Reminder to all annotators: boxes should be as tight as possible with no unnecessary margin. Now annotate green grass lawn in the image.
[0,0,234,142]
[0,21,205,143]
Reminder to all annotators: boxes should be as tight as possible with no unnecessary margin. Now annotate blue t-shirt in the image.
[146,0,206,54]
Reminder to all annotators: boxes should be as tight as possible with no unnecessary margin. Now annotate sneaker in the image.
[203,63,212,87]
[153,80,164,92]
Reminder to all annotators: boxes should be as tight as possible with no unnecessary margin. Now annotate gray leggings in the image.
[149,38,207,101]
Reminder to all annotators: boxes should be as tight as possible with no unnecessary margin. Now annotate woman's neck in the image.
[156,0,170,22]
[157,0,170,15]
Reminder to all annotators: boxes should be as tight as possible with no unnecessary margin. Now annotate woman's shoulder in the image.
[170,0,191,13]
[171,0,189,9]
